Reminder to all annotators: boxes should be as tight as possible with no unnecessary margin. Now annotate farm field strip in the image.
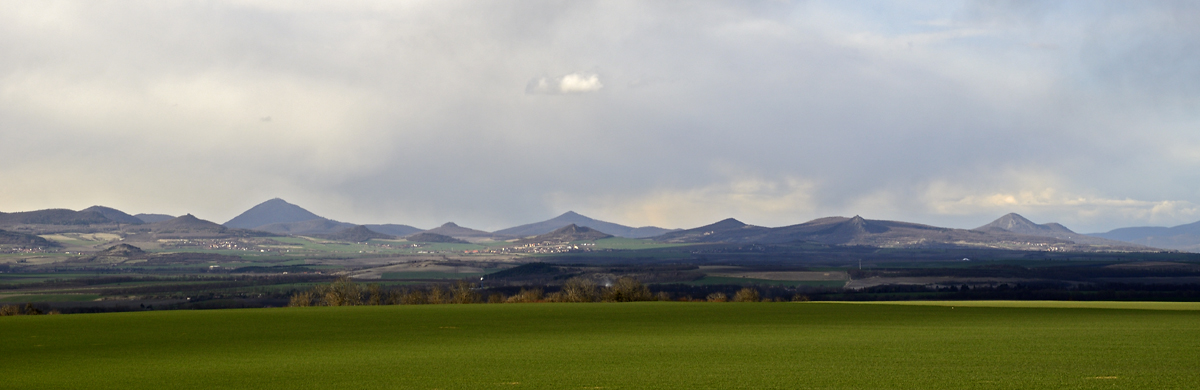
[834,300,1200,310]
[3,301,1198,389]
[684,276,847,287]
[0,293,101,302]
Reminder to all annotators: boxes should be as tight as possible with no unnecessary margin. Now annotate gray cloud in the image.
[1,1,1198,233]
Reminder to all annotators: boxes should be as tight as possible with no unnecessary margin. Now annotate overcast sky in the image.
[2,1,1198,233]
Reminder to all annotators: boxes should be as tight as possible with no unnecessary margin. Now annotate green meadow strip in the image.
[3,302,1199,389]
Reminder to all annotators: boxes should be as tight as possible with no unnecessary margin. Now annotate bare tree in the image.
[506,288,544,303]
[324,277,362,306]
[0,305,20,316]
[367,283,386,305]
[560,277,598,302]
[450,280,478,304]
[603,277,652,302]
[288,291,316,307]
[427,284,449,304]
[399,288,428,305]
[706,292,728,302]
[733,288,760,302]
[545,291,566,302]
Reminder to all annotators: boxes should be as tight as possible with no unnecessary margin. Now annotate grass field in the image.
[0,293,100,302]
[3,302,1199,389]
[685,276,847,287]
[380,271,492,280]
[589,237,689,250]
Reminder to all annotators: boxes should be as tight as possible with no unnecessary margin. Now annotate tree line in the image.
[287,276,797,307]
[0,303,58,316]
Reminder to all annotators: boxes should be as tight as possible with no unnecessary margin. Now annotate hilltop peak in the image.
[709,218,747,229]
[99,243,145,257]
[557,223,584,232]
[976,213,1076,235]
[999,212,1034,223]
[80,205,143,225]
[154,214,227,232]
[518,223,612,244]
[977,213,1041,232]
[425,222,508,241]
[318,225,393,242]
[224,198,326,229]
[405,232,469,244]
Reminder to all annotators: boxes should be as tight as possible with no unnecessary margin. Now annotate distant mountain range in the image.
[976,213,1132,247]
[0,199,1194,252]
[1090,220,1200,252]
[218,200,669,241]
[654,214,1153,252]
[221,198,420,236]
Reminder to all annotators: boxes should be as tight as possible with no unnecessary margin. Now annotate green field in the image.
[0,294,100,302]
[3,301,1199,389]
[589,237,690,250]
[381,271,493,280]
[685,276,847,287]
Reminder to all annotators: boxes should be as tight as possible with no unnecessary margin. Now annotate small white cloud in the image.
[526,72,603,94]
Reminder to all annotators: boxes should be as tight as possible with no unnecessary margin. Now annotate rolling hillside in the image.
[405,232,469,244]
[364,224,423,237]
[0,229,61,247]
[254,218,355,235]
[0,208,113,226]
[426,222,512,241]
[317,225,394,242]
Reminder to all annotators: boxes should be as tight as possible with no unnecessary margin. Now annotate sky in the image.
[2,0,1199,233]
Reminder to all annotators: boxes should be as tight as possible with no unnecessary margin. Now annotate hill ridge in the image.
[1091,219,1200,251]
[517,224,613,244]
[494,211,675,238]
